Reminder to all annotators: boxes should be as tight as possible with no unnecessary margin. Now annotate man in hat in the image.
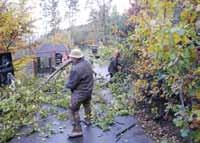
[65,49,94,138]
[108,50,121,78]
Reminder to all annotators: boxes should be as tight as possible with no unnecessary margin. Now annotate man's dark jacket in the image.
[108,57,120,75]
[66,58,94,99]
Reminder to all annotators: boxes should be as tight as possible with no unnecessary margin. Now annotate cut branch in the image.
[33,60,72,94]
[116,123,136,142]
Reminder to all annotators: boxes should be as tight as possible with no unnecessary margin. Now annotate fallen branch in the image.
[116,123,136,142]
[33,60,72,94]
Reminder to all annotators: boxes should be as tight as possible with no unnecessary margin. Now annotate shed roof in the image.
[35,44,69,57]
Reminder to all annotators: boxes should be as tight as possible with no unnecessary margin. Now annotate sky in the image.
[29,0,130,37]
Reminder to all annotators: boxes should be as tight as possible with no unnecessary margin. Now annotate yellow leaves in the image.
[191,107,200,120]
[170,26,191,46]
[125,1,199,141]
[147,46,155,53]
[160,0,174,16]
[173,32,182,44]
[134,57,157,76]
[191,89,200,125]
[128,9,152,27]
[135,80,147,88]
[0,0,32,50]
[128,16,138,24]
[111,24,118,35]
[182,35,190,45]
[193,104,200,110]
[196,89,200,99]
[194,67,200,76]
[181,8,197,24]
[133,79,147,101]
[140,11,149,21]
[0,11,15,35]
[161,0,174,9]
[14,56,35,71]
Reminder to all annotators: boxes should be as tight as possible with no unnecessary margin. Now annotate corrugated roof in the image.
[35,44,69,57]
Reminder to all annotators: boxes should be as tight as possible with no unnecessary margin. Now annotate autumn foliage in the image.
[0,0,32,52]
[118,0,200,142]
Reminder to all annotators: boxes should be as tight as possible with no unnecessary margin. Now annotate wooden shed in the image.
[33,44,69,75]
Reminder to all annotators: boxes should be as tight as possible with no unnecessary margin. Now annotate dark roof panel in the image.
[35,44,69,57]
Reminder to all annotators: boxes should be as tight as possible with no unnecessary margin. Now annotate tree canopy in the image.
[0,0,33,52]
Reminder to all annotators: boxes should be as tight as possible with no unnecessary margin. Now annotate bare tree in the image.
[86,0,112,44]
[64,0,79,26]
[64,0,79,46]
[40,0,61,35]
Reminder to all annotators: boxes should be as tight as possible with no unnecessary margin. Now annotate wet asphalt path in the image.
[10,63,153,143]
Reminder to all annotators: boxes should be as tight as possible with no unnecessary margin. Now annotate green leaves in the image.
[0,69,71,142]
[91,73,133,131]
[0,75,42,143]
[190,130,200,143]
[173,117,185,128]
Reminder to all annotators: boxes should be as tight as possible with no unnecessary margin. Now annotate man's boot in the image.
[68,110,75,126]
[68,111,83,138]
